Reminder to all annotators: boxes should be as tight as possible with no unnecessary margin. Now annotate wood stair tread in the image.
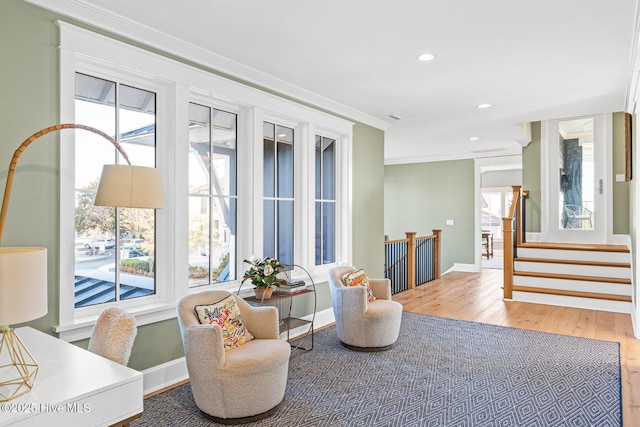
[515,257,630,268]
[518,242,629,252]
[513,270,631,284]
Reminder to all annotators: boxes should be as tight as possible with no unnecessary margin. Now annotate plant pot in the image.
[254,287,275,300]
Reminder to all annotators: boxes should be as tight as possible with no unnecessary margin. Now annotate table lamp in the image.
[0,124,165,401]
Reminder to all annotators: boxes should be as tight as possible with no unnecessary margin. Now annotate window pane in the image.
[277,200,294,266]
[315,135,337,266]
[322,137,335,200]
[74,73,157,307]
[277,126,294,198]
[188,103,211,195]
[315,135,322,199]
[188,196,210,287]
[119,207,155,300]
[188,103,237,287]
[322,202,335,264]
[263,122,275,198]
[263,200,275,258]
[212,109,237,196]
[263,122,294,264]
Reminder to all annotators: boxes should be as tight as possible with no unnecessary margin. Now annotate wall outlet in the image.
[446,219,454,225]
[616,173,625,182]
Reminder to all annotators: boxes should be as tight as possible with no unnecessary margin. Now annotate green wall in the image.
[384,159,475,272]
[0,0,385,371]
[522,122,542,232]
[352,125,386,277]
[522,116,629,235]
[613,112,630,234]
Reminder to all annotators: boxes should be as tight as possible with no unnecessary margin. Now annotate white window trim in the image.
[56,22,353,341]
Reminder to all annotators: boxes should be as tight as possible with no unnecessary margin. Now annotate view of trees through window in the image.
[74,73,157,307]
[188,103,237,287]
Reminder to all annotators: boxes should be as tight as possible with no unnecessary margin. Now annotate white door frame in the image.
[540,113,612,243]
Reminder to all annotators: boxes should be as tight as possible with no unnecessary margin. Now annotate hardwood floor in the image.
[393,268,640,426]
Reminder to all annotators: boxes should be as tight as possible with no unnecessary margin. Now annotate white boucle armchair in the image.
[328,266,403,351]
[177,290,291,424]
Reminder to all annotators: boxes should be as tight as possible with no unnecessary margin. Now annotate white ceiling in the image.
[29,0,639,164]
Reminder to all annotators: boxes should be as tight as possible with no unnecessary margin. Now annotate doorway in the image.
[542,114,609,243]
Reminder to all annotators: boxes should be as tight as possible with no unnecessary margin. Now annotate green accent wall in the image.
[384,159,475,272]
[0,0,385,371]
[613,112,630,234]
[352,125,386,277]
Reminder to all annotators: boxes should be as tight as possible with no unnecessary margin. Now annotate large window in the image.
[59,22,352,340]
[315,135,336,265]
[263,122,294,266]
[74,73,157,308]
[188,103,237,287]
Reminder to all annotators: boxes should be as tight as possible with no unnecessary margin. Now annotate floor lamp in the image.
[0,124,165,401]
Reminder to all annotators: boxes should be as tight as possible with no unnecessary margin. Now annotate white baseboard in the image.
[141,307,336,396]
[449,263,479,273]
[141,356,189,396]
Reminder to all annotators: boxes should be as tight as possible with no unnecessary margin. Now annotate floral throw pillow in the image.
[194,295,254,349]
[342,269,376,303]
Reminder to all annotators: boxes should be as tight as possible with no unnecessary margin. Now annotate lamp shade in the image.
[0,247,47,326]
[95,164,166,209]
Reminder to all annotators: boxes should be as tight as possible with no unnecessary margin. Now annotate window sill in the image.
[54,303,177,342]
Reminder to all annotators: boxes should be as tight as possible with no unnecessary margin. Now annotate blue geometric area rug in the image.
[133,312,622,427]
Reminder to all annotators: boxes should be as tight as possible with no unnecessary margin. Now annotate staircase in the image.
[510,242,632,313]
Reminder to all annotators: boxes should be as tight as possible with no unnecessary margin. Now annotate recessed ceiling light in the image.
[477,103,492,109]
[470,137,479,141]
[417,53,436,62]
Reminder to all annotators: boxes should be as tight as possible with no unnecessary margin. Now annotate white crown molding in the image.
[23,0,392,131]
[384,146,522,166]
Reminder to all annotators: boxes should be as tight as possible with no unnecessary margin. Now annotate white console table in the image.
[0,327,143,427]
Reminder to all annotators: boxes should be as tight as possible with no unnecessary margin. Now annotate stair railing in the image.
[384,230,441,294]
[502,185,528,299]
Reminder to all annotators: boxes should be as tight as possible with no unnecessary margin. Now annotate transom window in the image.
[188,103,238,287]
[74,72,157,307]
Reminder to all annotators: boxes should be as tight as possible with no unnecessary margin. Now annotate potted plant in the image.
[243,256,287,299]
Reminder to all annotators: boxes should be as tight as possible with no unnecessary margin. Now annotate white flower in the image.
[264,264,274,276]
[249,254,260,264]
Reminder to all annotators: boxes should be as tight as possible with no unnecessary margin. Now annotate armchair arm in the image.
[369,278,392,300]
[181,323,225,369]
[235,297,280,339]
[335,285,368,318]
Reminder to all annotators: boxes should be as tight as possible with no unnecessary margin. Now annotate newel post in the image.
[406,232,417,289]
[512,185,523,246]
[432,229,441,279]
[502,217,514,299]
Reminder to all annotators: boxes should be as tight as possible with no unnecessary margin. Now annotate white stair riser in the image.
[513,275,632,296]
[517,248,629,263]
[514,261,630,279]
[511,291,632,314]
